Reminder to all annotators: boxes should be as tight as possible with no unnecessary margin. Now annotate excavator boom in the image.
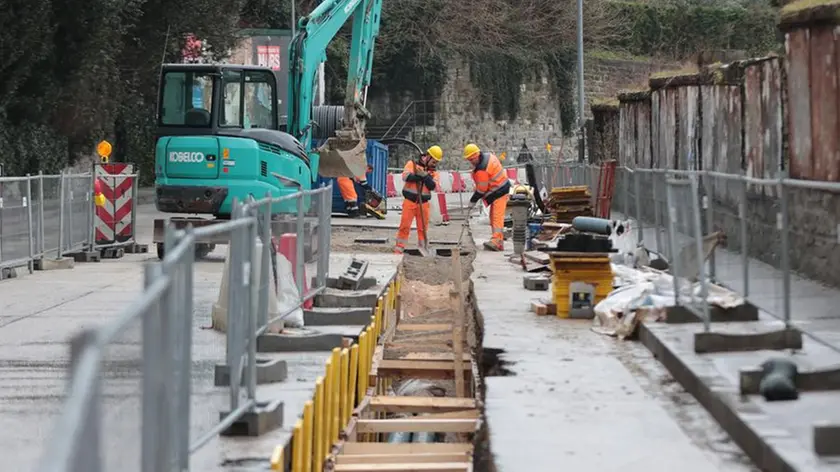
[288,0,382,178]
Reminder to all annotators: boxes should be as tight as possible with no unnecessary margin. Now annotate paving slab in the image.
[472,236,756,471]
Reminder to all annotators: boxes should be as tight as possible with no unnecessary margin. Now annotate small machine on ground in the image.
[152,0,384,259]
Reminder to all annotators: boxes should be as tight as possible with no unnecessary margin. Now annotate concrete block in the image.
[304,307,373,326]
[99,247,125,259]
[523,276,550,291]
[214,358,288,386]
[337,259,369,290]
[739,364,840,395]
[432,248,470,257]
[34,257,75,271]
[315,276,378,291]
[665,303,759,324]
[0,267,19,280]
[315,291,379,309]
[693,328,803,354]
[124,243,149,254]
[257,332,350,352]
[813,422,840,456]
[72,251,101,263]
[220,399,283,437]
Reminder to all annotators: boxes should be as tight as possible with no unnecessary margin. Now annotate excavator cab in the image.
[154,63,312,217]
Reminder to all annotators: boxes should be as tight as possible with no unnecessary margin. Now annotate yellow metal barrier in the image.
[272,279,398,472]
[302,401,313,472]
[313,378,324,472]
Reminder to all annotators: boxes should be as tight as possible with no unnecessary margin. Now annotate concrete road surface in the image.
[0,202,400,472]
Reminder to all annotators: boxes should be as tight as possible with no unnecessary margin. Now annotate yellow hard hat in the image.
[463,143,480,159]
[426,145,443,161]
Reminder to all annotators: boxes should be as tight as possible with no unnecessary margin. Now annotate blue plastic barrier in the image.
[315,140,389,213]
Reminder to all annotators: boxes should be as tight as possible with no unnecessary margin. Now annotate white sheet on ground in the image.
[592,263,745,338]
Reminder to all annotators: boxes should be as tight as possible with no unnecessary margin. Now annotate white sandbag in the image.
[274,252,305,328]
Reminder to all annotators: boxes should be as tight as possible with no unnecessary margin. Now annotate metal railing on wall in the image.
[37,185,337,472]
[0,172,96,272]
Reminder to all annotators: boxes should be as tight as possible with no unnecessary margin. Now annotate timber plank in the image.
[341,443,472,455]
[355,418,478,434]
[368,396,475,414]
[336,453,471,465]
[334,463,470,472]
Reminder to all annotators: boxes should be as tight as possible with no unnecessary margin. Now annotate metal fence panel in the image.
[0,178,33,268]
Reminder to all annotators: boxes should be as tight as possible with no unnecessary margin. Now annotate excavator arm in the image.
[287,0,383,179]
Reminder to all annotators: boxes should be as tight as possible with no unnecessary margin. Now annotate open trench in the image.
[390,230,498,471]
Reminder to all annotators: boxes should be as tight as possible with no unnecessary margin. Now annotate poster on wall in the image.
[257,45,282,70]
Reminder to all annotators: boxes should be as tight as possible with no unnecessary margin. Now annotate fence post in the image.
[665,178,681,307]
[58,171,66,258]
[226,199,243,411]
[296,193,305,301]
[88,170,96,251]
[69,330,102,472]
[633,170,642,245]
[38,171,45,256]
[690,174,710,332]
[740,173,749,297]
[317,186,330,289]
[175,226,194,470]
[26,174,34,272]
[258,193,272,330]
[141,263,169,472]
[246,204,258,408]
[130,172,139,245]
[779,173,791,328]
[703,172,716,281]
[652,172,663,256]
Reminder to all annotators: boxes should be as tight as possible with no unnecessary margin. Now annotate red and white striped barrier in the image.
[386,168,528,196]
[428,192,450,225]
[95,163,135,245]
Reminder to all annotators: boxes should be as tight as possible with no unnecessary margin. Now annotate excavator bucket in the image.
[317,135,368,178]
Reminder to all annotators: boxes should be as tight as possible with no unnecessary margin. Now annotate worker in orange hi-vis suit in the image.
[336,165,374,218]
[394,145,443,254]
[463,143,511,251]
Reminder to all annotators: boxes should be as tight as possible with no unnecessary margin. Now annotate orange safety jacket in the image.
[401,160,439,203]
[470,152,510,204]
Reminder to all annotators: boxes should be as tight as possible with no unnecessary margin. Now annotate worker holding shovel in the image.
[393,146,443,255]
[463,143,511,251]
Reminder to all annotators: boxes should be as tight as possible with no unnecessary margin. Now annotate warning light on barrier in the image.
[96,140,112,163]
[93,179,106,207]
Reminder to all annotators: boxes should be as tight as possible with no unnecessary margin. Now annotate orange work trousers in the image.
[394,199,430,253]
[336,177,357,203]
[488,194,509,248]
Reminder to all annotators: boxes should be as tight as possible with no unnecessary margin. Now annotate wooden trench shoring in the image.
[272,252,481,472]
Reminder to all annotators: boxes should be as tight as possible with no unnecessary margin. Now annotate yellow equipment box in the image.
[548,252,613,318]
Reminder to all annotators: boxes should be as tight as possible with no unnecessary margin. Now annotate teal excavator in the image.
[152,0,383,258]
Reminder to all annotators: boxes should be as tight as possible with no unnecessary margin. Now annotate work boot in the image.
[345,202,360,218]
[483,240,503,251]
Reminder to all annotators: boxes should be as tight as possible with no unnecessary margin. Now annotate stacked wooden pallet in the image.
[546,186,593,223]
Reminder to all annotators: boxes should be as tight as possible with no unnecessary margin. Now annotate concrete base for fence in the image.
[257,326,365,352]
[71,251,101,263]
[220,399,283,437]
[665,302,759,324]
[34,257,75,271]
[0,267,19,280]
[739,364,840,395]
[638,322,801,471]
[123,242,149,254]
[813,423,840,456]
[304,307,373,326]
[314,290,380,309]
[693,327,803,353]
[214,357,288,386]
